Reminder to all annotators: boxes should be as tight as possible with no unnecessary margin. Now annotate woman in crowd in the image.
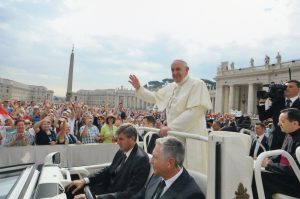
[100,114,118,143]
[56,119,81,144]
[56,119,69,144]
[33,117,56,145]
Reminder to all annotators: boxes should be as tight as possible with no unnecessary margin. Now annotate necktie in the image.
[251,136,259,146]
[253,136,260,158]
[115,153,126,174]
[280,135,292,165]
[286,99,292,108]
[281,134,291,150]
[152,180,166,199]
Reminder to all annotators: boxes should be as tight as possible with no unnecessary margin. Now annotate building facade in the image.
[72,86,154,109]
[214,58,300,115]
[0,77,54,102]
[203,79,216,113]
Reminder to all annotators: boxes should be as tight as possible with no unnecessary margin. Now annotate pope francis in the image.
[129,59,212,174]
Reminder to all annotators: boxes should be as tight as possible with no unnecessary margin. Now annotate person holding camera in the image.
[257,80,300,150]
[80,115,100,144]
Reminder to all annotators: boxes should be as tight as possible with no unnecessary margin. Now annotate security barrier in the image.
[0,144,119,168]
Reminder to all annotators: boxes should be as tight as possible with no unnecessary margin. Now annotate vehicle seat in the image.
[271,147,300,199]
[272,194,299,199]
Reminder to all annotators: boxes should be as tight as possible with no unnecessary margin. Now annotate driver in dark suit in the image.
[68,123,150,199]
[131,136,205,199]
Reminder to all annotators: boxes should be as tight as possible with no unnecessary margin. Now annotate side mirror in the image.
[44,152,60,166]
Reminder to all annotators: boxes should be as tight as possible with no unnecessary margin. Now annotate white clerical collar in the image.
[286,96,299,105]
[177,75,189,86]
[162,167,183,193]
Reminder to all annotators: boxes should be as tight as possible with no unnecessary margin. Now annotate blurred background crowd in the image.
[0,99,265,147]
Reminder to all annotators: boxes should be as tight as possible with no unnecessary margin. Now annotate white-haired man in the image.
[131,136,205,199]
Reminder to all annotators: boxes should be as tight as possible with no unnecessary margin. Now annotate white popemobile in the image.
[1,128,300,199]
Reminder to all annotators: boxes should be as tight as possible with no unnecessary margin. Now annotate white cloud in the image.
[1,0,300,96]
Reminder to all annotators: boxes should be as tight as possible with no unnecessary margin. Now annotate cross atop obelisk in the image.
[66,45,74,101]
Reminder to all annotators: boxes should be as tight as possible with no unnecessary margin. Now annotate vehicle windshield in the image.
[0,173,21,199]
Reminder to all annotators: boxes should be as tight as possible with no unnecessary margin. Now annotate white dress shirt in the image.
[254,134,264,158]
[160,167,183,196]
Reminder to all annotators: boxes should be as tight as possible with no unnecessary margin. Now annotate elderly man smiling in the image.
[129,59,212,173]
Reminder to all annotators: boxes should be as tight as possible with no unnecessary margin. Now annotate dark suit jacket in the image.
[131,168,205,199]
[146,133,159,154]
[249,135,269,158]
[257,97,300,149]
[266,128,300,175]
[88,144,150,199]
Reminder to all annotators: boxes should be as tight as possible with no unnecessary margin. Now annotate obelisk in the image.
[66,46,74,101]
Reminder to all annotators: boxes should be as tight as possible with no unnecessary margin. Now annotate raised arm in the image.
[129,74,141,90]
[33,117,48,134]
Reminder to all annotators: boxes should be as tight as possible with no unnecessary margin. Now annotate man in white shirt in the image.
[131,136,204,199]
[129,59,212,173]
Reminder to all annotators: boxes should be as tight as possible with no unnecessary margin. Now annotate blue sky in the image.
[1,0,300,96]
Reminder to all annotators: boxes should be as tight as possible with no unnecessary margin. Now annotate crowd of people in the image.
[1,98,253,147]
[0,99,167,147]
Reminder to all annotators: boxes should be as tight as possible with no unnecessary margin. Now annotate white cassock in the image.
[136,75,212,174]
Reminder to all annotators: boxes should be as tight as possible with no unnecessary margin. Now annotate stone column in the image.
[215,84,223,113]
[124,96,128,108]
[213,97,216,113]
[247,83,254,115]
[139,99,142,109]
[235,86,240,110]
[210,98,215,113]
[128,96,131,108]
[143,101,146,109]
[115,95,119,107]
[228,85,235,112]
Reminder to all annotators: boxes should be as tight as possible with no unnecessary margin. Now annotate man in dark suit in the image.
[249,123,269,159]
[142,115,159,154]
[253,108,300,198]
[257,80,300,150]
[131,136,205,199]
[68,123,151,199]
